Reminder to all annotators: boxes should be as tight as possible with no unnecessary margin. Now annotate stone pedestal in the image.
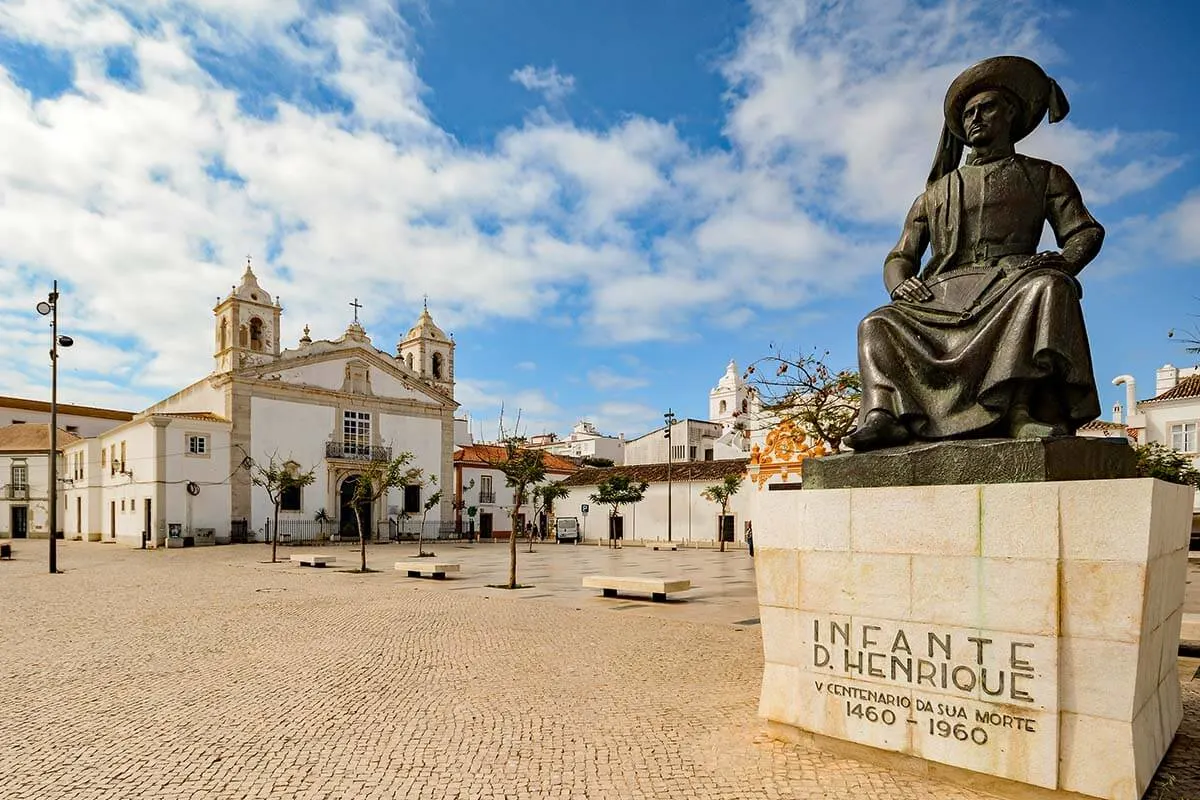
[755,478,1194,800]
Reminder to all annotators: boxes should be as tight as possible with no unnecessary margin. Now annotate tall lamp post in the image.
[663,408,676,543]
[36,280,73,575]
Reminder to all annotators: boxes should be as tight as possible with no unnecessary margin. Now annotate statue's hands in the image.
[890,276,934,303]
[1021,251,1069,272]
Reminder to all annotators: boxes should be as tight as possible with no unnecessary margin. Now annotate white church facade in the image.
[52,261,458,547]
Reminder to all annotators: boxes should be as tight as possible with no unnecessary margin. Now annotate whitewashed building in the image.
[13,261,459,548]
[556,460,751,546]
[529,420,625,464]
[452,443,578,539]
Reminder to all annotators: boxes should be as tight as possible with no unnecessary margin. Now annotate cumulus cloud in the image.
[510,64,575,102]
[0,0,1188,416]
[586,367,648,392]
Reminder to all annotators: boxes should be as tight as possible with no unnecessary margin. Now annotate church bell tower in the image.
[213,257,282,373]
[397,301,455,398]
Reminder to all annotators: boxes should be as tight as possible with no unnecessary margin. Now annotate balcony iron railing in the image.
[6,486,28,500]
[325,441,392,462]
[478,491,496,504]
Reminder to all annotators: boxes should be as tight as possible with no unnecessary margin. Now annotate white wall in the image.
[249,397,335,526]
[164,420,233,539]
[560,479,754,544]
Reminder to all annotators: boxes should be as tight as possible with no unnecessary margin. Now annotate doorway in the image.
[144,499,152,548]
[608,515,624,540]
[719,515,736,543]
[479,512,493,538]
[339,476,371,538]
[10,506,28,538]
[110,501,116,539]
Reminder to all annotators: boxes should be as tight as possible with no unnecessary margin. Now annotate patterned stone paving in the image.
[0,540,1197,799]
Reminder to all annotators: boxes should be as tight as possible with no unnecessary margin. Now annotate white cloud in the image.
[510,64,575,102]
[0,0,1189,416]
[586,367,648,392]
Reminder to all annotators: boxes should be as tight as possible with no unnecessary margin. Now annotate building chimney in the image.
[1156,364,1179,396]
[1112,402,1123,424]
[1112,375,1137,425]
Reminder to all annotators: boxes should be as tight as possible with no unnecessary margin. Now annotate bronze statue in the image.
[844,56,1104,452]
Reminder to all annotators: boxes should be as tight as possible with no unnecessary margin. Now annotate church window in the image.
[249,318,264,351]
[281,484,302,511]
[431,352,444,379]
[187,435,209,456]
[403,485,421,513]
[219,319,228,351]
[130,498,135,512]
[120,441,126,468]
[121,499,125,512]
[406,353,414,371]
[101,449,107,469]
[343,410,371,456]
[741,399,748,413]
[239,326,248,347]
[719,400,727,415]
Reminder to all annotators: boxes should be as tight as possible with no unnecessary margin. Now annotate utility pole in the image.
[664,408,676,543]
[36,281,72,574]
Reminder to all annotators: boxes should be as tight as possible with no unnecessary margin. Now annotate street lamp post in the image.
[663,408,676,543]
[36,280,73,575]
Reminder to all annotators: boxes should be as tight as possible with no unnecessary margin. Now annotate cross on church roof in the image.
[349,297,362,323]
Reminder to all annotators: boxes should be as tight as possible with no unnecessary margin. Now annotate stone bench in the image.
[290,553,335,568]
[582,575,691,602]
[651,543,678,551]
[395,561,460,580]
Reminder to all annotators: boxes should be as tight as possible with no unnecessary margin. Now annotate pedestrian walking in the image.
[745,522,754,557]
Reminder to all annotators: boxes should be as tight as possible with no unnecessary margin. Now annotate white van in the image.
[555,516,580,544]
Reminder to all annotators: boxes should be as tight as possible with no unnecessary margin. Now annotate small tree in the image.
[701,474,743,552]
[745,347,861,453]
[530,481,569,551]
[590,475,648,548]
[416,479,442,558]
[1135,442,1200,488]
[486,437,547,588]
[247,455,316,564]
[350,452,424,572]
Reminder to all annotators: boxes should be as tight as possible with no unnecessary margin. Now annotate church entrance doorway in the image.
[339,476,371,539]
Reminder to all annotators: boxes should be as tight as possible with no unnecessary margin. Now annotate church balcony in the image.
[325,441,392,462]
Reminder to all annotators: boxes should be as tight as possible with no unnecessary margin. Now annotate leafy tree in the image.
[1135,442,1200,488]
[484,436,547,588]
[247,454,316,564]
[589,475,648,548]
[700,474,743,552]
[744,347,861,453]
[350,452,424,572]
[530,481,569,551]
[416,479,441,557]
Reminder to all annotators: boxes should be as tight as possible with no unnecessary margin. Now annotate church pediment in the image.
[238,344,454,408]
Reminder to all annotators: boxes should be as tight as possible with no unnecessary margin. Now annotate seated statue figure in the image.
[844,56,1105,452]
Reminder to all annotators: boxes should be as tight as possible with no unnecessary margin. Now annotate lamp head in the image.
[57,335,74,348]
[36,301,52,316]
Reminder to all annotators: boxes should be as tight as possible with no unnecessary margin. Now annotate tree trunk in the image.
[416,515,425,557]
[355,507,366,572]
[719,503,727,552]
[271,503,280,563]
[508,507,519,588]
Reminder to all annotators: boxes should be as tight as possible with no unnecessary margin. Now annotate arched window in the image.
[406,353,414,371]
[741,399,748,413]
[239,325,248,347]
[719,400,727,415]
[219,318,228,351]
[431,352,444,379]
[249,318,263,351]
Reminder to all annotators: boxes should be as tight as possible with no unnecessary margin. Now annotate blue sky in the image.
[1,0,1198,439]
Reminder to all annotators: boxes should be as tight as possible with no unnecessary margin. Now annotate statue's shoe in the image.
[844,412,912,452]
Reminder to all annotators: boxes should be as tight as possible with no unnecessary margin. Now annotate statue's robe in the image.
[856,153,1103,439]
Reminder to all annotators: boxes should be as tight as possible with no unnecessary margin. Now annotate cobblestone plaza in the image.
[2,540,1198,799]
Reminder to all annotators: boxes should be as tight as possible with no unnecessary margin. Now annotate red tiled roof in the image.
[558,459,748,488]
[1077,419,1128,432]
[0,423,81,452]
[150,412,230,423]
[454,444,579,473]
[1142,374,1200,404]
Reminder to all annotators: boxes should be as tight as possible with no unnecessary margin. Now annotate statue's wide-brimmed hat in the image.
[943,55,1068,144]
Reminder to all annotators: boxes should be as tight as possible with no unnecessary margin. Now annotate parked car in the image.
[555,517,580,544]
